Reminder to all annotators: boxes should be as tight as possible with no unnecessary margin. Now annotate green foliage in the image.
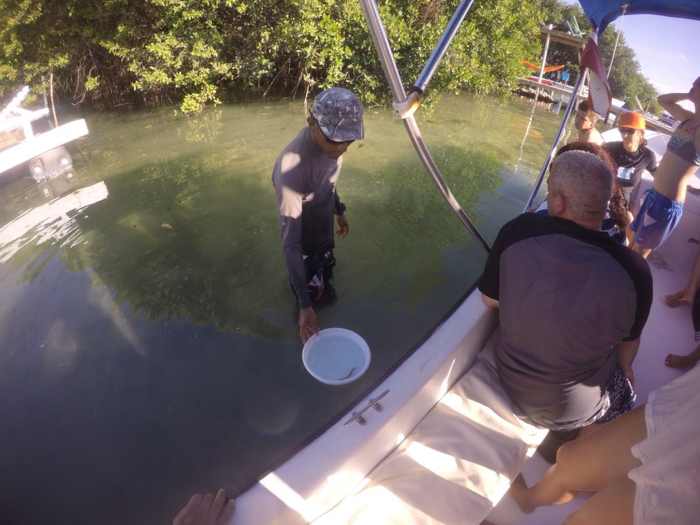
[84,75,99,91]
[0,0,542,112]
[536,0,662,116]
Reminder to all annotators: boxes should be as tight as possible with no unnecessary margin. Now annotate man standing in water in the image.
[272,87,364,343]
[574,100,604,145]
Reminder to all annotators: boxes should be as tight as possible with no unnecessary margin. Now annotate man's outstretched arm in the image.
[273,165,320,343]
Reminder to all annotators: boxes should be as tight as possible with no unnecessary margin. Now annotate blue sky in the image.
[613,14,699,95]
[561,1,700,101]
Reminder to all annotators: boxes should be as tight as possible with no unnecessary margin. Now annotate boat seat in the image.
[311,329,547,525]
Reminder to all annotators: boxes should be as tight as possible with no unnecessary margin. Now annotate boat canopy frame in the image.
[358,0,490,254]
[357,0,591,251]
[579,0,700,32]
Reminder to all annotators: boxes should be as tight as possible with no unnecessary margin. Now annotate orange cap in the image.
[619,112,645,130]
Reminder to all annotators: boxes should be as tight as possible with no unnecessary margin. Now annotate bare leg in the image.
[666,252,700,307]
[562,476,636,525]
[666,344,700,368]
[509,406,646,513]
[632,243,652,259]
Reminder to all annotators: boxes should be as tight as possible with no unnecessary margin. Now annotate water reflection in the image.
[179,109,224,144]
[0,96,563,525]
[0,180,108,264]
[515,100,539,173]
[1,147,502,338]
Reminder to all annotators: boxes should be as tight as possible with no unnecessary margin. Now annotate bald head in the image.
[548,150,613,224]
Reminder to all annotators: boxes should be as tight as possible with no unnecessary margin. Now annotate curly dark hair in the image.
[553,141,629,231]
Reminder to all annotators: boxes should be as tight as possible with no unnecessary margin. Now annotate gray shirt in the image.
[479,213,653,430]
[272,127,344,308]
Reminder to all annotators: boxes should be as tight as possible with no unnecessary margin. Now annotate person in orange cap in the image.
[604,112,658,209]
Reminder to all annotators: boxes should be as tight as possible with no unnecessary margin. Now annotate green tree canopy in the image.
[535,0,662,115]
[0,0,542,113]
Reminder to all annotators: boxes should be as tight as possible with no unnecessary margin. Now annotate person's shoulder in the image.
[640,145,656,160]
[273,128,310,178]
[604,140,622,150]
[504,211,548,227]
[604,242,652,282]
[280,127,309,154]
[498,212,555,241]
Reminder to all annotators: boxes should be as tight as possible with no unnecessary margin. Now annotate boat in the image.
[0,85,89,184]
[232,1,700,523]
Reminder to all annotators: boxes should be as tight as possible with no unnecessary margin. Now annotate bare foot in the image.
[666,288,694,308]
[508,474,535,514]
[665,353,699,369]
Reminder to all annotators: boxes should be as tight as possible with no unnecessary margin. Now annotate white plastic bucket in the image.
[302,328,371,385]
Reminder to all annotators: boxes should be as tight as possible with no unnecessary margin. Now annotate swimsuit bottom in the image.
[630,188,683,250]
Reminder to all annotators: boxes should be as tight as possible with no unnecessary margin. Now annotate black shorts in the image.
[595,365,636,424]
[303,249,335,302]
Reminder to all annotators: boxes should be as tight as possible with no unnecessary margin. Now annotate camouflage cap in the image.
[311,87,364,142]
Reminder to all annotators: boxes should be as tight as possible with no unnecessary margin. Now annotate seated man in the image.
[479,150,653,436]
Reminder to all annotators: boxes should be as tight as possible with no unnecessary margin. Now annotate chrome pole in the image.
[537,32,552,85]
[522,57,587,213]
[358,0,490,253]
[413,0,476,94]
[534,29,552,104]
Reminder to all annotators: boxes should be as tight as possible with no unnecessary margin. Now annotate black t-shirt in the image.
[604,141,657,188]
[478,213,653,430]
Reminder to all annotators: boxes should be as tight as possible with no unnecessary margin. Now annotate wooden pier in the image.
[515,77,676,134]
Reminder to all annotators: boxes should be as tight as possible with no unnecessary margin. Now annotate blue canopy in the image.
[579,0,700,32]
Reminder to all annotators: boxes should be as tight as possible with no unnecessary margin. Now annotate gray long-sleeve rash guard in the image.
[271,127,345,308]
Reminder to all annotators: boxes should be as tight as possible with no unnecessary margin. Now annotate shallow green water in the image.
[0,94,567,524]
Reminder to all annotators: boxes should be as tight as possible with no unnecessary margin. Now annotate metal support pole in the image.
[522,66,587,213]
[538,32,552,85]
[534,30,552,104]
[607,4,628,76]
[413,0,476,94]
[358,0,490,253]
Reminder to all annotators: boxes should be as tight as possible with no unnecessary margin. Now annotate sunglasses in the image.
[322,132,355,147]
[619,127,637,135]
[314,121,355,146]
